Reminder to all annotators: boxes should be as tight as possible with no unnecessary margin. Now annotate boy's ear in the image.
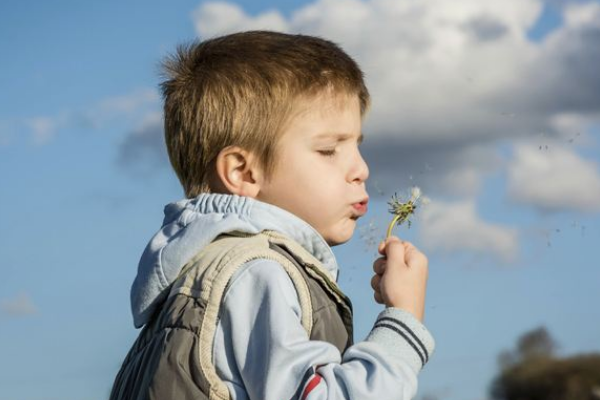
[211,146,264,198]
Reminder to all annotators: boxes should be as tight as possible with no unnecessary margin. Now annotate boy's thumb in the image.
[379,236,403,256]
[384,237,406,263]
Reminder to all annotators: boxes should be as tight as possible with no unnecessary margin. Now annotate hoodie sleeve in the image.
[212,259,435,400]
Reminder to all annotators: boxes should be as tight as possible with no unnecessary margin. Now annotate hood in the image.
[131,193,339,328]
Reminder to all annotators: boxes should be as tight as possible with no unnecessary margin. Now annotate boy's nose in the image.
[350,150,369,184]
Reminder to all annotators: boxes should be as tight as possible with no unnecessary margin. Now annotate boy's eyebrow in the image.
[313,132,364,144]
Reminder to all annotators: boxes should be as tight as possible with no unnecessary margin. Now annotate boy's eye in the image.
[318,149,337,157]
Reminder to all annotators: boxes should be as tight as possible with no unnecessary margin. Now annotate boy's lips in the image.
[352,198,369,216]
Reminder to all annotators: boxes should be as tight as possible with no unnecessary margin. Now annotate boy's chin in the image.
[325,230,355,247]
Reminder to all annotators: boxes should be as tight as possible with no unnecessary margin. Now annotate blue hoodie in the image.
[131,193,435,400]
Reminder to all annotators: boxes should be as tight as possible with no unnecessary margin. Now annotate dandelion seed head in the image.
[410,186,422,200]
[386,187,429,237]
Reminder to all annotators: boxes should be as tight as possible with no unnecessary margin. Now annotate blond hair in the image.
[161,30,370,198]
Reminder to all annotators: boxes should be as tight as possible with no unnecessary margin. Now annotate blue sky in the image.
[1,1,599,400]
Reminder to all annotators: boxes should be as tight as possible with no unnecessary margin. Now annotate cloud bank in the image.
[419,199,519,263]
[508,141,600,212]
[189,0,600,201]
[117,112,169,174]
[6,88,160,146]
[116,0,600,262]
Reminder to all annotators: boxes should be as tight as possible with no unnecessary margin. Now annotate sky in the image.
[1,1,599,399]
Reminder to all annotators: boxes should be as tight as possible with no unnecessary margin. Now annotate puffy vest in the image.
[109,230,354,400]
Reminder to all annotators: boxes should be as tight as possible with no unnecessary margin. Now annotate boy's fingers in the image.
[370,274,381,291]
[378,241,385,255]
[373,258,386,275]
[371,273,384,304]
[403,242,416,259]
[402,241,428,267]
[374,291,384,304]
[378,236,403,256]
[387,235,403,244]
[403,241,417,252]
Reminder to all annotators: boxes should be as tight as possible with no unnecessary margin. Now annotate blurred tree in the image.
[490,326,600,400]
[516,327,557,361]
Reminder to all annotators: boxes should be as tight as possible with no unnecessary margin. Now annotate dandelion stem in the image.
[386,214,402,239]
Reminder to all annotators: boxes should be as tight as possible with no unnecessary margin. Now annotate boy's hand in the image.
[370,236,428,321]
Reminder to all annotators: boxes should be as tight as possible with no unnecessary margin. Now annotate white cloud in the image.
[189,0,600,207]
[418,198,519,263]
[439,168,484,197]
[0,121,13,146]
[549,112,591,140]
[436,144,504,197]
[73,88,160,133]
[27,116,59,146]
[363,141,504,199]
[507,142,600,212]
[191,0,545,147]
[1,292,38,317]
[117,111,169,173]
[12,88,160,146]
[192,1,287,37]
[563,0,600,26]
[93,88,159,119]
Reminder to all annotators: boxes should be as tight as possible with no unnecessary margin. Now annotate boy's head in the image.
[161,30,370,198]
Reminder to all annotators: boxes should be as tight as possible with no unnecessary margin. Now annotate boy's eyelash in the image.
[318,149,337,157]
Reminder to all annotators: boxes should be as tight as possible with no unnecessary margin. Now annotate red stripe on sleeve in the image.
[300,375,322,400]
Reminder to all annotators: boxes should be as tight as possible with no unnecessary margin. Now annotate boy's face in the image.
[256,93,369,246]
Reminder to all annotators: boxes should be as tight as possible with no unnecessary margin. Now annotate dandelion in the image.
[386,186,430,238]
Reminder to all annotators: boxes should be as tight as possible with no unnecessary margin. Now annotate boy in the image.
[110,30,434,400]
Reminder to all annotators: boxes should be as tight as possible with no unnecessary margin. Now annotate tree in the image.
[490,326,600,400]
[516,327,557,361]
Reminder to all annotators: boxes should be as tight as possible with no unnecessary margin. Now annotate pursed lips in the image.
[351,198,369,217]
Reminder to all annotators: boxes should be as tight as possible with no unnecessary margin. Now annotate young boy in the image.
[110,30,434,400]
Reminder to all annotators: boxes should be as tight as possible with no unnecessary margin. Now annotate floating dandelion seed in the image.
[537,132,549,151]
[568,132,581,144]
[373,180,386,196]
[386,186,429,238]
[419,163,433,175]
[358,218,380,252]
[542,229,553,247]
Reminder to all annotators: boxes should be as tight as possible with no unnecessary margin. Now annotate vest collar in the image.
[131,193,339,328]
[177,194,339,278]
